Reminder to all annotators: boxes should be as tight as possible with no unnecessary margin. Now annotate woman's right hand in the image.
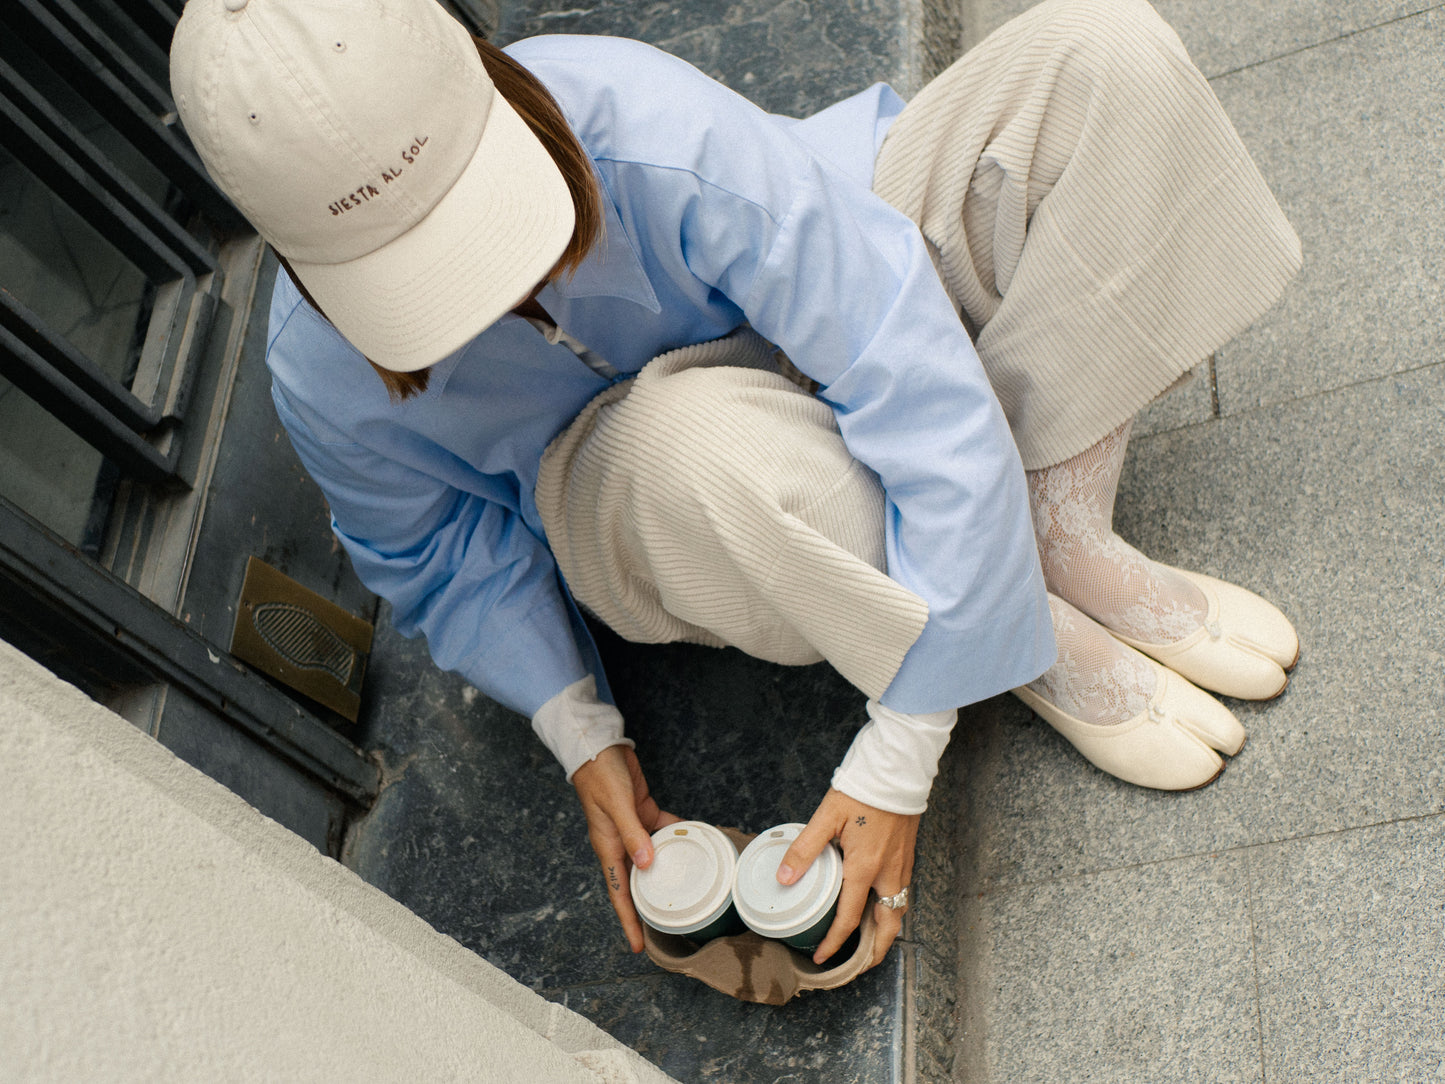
[571,745,682,952]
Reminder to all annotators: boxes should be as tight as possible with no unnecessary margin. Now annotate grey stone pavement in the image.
[935,1,1445,1081]
[344,1,1445,1082]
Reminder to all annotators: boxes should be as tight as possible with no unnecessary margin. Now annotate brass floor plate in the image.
[230,556,373,722]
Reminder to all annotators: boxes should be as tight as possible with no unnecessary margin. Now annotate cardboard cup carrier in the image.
[633,822,876,1005]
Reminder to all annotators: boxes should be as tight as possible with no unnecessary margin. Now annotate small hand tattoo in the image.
[855,815,867,827]
[607,865,621,891]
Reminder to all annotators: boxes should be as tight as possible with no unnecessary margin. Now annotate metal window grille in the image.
[0,0,239,505]
[0,0,380,845]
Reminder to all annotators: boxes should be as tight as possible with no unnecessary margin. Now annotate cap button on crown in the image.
[223,0,249,11]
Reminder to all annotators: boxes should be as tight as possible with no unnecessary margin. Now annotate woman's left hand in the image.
[776,787,919,966]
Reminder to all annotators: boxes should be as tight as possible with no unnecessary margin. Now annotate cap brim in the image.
[290,94,575,372]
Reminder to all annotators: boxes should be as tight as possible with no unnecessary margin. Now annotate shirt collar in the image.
[541,186,662,313]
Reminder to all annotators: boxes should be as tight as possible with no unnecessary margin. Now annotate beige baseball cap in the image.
[170,0,575,371]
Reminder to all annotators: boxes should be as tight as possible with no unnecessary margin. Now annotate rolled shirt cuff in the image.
[530,674,635,781]
[830,699,958,814]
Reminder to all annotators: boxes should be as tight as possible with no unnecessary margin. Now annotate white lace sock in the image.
[1027,594,1156,725]
[1027,420,1207,646]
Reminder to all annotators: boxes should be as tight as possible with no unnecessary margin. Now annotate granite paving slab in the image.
[1153,0,1441,78]
[903,717,971,1083]
[494,0,919,115]
[954,0,1043,51]
[348,612,918,1078]
[1131,363,1216,440]
[955,851,1263,1084]
[340,3,958,1078]
[959,0,1442,76]
[548,966,902,1083]
[1249,815,1445,1083]
[958,361,1445,893]
[1209,9,1445,417]
[344,620,652,990]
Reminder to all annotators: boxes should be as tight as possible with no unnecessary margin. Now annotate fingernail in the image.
[632,848,650,867]
[777,863,794,884]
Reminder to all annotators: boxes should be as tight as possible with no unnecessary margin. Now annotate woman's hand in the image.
[571,745,682,952]
[777,788,919,967]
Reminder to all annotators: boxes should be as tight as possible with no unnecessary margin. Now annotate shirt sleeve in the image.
[270,379,601,724]
[649,104,1055,714]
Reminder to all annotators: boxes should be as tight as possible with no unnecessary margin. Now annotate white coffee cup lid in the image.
[630,822,738,936]
[733,823,843,939]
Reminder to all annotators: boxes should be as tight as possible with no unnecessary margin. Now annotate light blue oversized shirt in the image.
[266,35,1054,722]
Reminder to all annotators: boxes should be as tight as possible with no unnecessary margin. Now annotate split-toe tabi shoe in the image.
[1110,567,1299,701]
[1013,656,1247,791]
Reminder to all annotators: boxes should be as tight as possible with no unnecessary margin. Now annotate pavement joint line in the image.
[1206,2,1445,82]
[1244,846,1270,1084]
[1145,355,1445,436]
[963,806,1445,898]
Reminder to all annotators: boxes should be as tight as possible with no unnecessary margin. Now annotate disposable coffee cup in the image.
[631,821,744,943]
[733,822,844,953]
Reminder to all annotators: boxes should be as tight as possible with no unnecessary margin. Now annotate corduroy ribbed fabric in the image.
[536,329,931,701]
[535,0,1303,710]
[872,0,1302,469]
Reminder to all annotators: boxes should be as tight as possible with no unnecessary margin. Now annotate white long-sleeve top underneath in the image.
[530,675,633,782]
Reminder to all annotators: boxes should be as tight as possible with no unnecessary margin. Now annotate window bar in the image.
[75,0,173,93]
[0,57,216,278]
[2,0,245,232]
[0,90,196,289]
[0,288,167,432]
[0,323,182,488]
[41,0,174,119]
[0,51,216,435]
[107,0,180,56]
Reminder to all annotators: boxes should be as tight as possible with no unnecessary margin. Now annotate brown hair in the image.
[280,36,603,402]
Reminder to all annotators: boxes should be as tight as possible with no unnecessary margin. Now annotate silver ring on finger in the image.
[877,886,909,911]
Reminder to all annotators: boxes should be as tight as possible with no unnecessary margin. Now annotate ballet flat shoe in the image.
[1110,568,1298,701]
[1012,658,1246,791]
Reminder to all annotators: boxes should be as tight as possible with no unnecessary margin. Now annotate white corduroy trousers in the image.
[536,0,1302,695]
[872,0,1301,469]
